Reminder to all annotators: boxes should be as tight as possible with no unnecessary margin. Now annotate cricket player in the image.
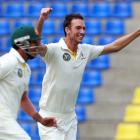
[35,8,140,140]
[0,25,57,140]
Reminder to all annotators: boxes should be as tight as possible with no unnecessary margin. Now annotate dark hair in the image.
[63,13,84,36]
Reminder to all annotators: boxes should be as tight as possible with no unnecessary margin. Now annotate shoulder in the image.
[79,43,105,59]
[79,43,95,51]
[45,42,62,54]
[0,52,18,66]
[47,42,60,48]
[0,52,18,79]
[80,43,93,47]
[80,43,104,50]
[80,43,98,48]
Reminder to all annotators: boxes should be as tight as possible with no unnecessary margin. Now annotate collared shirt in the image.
[40,38,104,114]
[0,48,31,119]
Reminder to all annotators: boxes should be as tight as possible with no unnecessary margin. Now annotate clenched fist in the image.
[41,117,57,127]
[40,8,52,20]
[33,112,57,127]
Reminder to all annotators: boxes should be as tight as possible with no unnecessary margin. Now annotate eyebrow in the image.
[75,25,86,29]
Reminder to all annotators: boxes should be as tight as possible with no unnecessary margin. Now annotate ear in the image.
[65,27,70,35]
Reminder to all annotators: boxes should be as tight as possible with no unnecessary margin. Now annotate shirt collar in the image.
[59,38,69,50]
[59,38,84,60]
[59,38,81,52]
[10,48,25,64]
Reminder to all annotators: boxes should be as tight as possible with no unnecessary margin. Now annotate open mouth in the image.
[78,36,84,41]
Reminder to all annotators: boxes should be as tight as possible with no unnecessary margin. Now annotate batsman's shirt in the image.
[40,38,104,114]
[0,48,31,120]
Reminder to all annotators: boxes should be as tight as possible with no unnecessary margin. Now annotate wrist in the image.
[40,15,46,21]
[32,112,43,123]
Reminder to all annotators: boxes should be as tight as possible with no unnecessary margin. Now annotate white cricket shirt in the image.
[0,48,31,119]
[40,38,104,114]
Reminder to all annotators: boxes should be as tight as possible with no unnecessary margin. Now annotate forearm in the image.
[35,16,45,36]
[21,94,36,117]
[112,29,140,51]
[20,92,43,123]
[21,92,57,127]
[102,29,140,54]
[35,7,52,36]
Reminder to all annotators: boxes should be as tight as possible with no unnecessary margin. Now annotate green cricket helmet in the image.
[11,25,41,46]
[11,26,41,59]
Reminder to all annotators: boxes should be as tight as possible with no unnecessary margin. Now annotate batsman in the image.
[0,26,57,140]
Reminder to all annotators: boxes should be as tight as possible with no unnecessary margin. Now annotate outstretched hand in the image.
[40,117,57,127]
[40,7,52,20]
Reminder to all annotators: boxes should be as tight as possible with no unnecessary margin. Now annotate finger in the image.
[47,8,52,11]
[41,8,52,14]
[53,119,57,127]
[48,8,53,12]
[48,118,57,127]
[40,8,52,19]
[47,8,53,16]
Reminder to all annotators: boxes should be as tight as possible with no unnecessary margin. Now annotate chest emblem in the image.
[18,68,23,78]
[63,53,71,61]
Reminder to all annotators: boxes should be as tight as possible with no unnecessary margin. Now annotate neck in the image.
[64,37,78,53]
[17,49,28,62]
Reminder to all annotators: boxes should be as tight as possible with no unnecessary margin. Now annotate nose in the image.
[80,29,85,35]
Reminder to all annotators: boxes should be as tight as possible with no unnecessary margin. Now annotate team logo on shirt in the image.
[80,52,86,60]
[18,68,23,77]
[63,53,71,61]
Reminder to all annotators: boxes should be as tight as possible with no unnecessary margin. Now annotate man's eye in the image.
[76,27,81,30]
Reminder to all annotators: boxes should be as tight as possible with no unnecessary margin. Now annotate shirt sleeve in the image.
[42,43,56,64]
[0,53,17,79]
[83,44,105,62]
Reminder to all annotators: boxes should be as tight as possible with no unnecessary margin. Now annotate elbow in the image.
[112,45,123,53]
[113,48,121,53]
[21,91,28,101]
[35,29,41,36]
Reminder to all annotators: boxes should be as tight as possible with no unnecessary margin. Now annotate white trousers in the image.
[38,110,77,140]
[0,118,31,140]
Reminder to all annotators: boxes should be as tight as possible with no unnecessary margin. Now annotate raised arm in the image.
[35,8,52,57]
[35,8,52,36]
[101,29,140,55]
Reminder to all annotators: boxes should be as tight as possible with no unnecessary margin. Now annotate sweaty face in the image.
[67,19,86,44]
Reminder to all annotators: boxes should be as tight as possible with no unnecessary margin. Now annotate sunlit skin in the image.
[65,19,86,53]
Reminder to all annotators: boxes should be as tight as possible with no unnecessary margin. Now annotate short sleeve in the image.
[0,53,16,79]
[83,44,104,62]
[42,43,56,64]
